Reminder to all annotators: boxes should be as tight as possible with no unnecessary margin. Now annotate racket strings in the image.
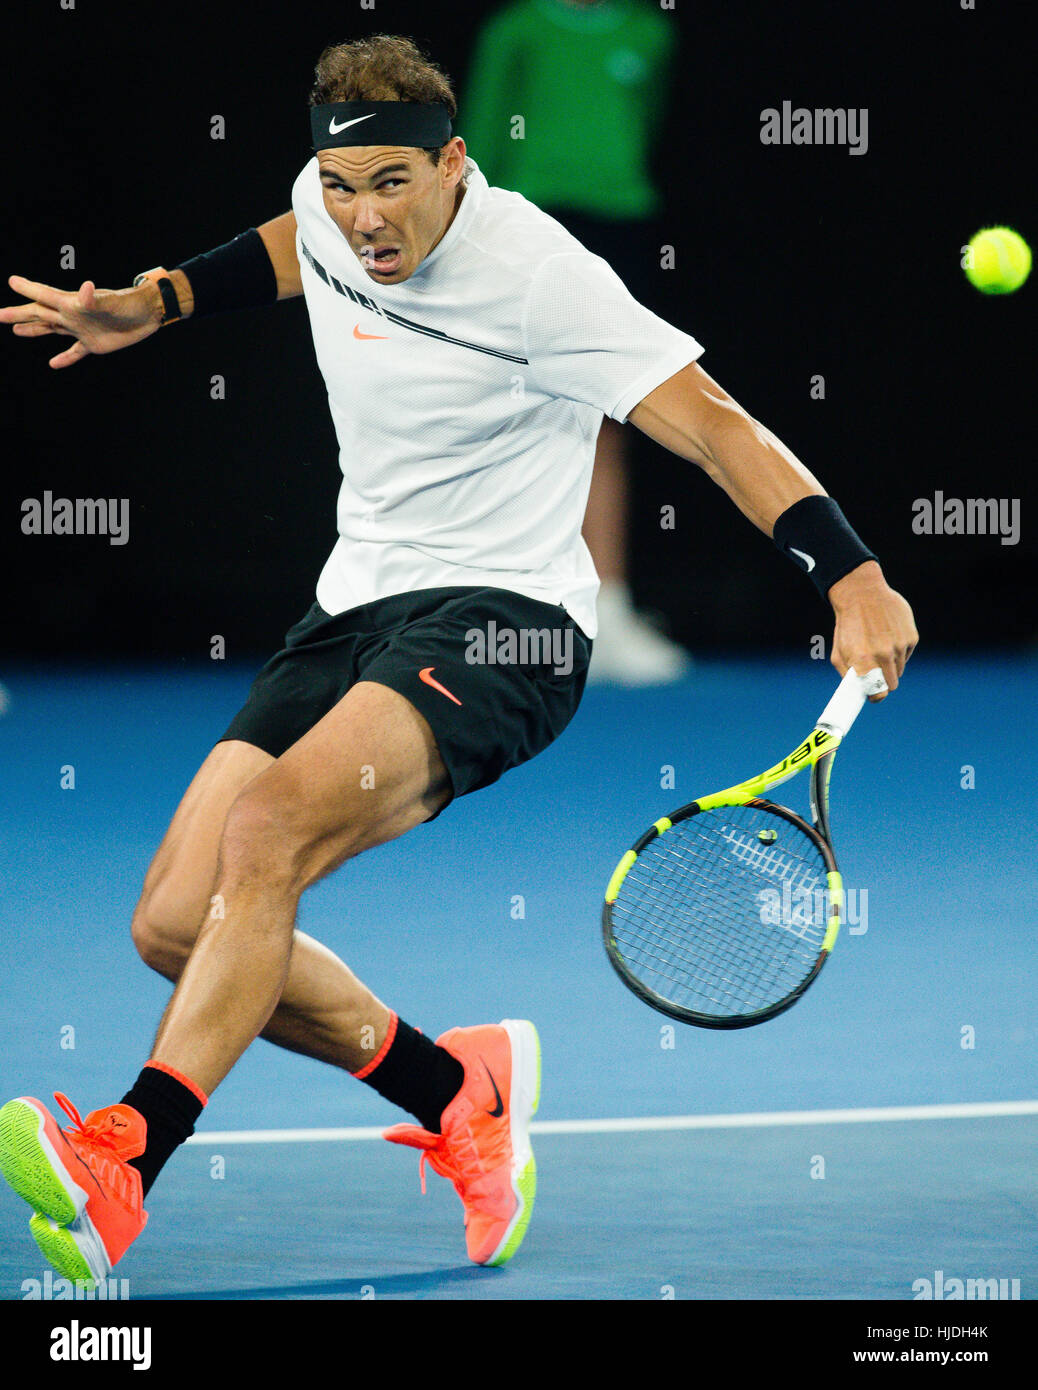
[610,804,832,1018]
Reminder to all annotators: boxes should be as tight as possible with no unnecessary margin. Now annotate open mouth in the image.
[359,245,402,275]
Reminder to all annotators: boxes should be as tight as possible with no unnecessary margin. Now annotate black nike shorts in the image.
[219,586,592,812]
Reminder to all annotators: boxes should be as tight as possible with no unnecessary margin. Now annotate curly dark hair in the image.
[309,35,457,166]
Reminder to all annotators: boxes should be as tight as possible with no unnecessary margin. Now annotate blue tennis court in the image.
[1,653,1035,1301]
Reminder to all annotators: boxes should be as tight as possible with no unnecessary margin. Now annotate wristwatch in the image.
[132,266,182,325]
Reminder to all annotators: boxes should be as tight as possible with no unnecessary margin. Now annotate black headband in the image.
[310,101,452,151]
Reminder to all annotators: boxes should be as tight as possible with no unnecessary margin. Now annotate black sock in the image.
[354,1015,465,1132]
[120,1064,206,1197]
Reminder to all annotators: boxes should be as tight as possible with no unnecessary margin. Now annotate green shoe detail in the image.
[0,1100,79,1225]
[29,1213,97,1289]
[488,1156,537,1267]
[487,1021,541,1266]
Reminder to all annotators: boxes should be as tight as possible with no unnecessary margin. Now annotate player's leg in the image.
[1,587,584,1279]
[131,739,397,1068]
[130,739,271,980]
[147,678,451,1094]
[0,680,456,1288]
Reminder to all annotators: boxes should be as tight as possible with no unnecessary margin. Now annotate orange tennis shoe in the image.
[0,1092,148,1289]
[384,1018,541,1266]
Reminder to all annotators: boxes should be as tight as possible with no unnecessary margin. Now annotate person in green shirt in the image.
[463,0,689,684]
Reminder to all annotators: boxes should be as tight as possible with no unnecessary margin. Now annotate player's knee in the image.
[219,787,314,892]
[130,888,196,978]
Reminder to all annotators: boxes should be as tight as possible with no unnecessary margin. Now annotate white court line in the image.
[185,1098,1038,1145]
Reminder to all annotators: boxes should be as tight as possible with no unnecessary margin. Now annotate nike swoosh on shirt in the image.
[790,547,816,572]
[353,324,388,340]
[299,241,530,364]
[329,112,377,135]
[418,667,463,707]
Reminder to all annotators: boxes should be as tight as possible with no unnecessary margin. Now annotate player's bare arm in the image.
[629,359,919,695]
[0,211,300,370]
[256,210,303,298]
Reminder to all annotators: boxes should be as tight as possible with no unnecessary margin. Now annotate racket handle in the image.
[816,667,888,738]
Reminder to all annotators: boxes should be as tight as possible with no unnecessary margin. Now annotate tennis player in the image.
[0,35,917,1285]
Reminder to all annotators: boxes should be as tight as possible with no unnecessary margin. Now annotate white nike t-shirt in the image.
[291,156,704,638]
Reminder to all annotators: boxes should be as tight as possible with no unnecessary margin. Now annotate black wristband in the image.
[772,495,877,598]
[152,275,181,324]
[176,227,278,319]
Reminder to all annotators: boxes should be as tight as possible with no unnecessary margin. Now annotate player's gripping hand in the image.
[0,275,162,369]
[828,560,919,700]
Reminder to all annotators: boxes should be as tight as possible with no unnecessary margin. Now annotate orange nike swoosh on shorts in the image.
[353,324,388,340]
[418,667,462,706]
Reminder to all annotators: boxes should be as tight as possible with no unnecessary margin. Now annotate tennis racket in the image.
[602,667,887,1029]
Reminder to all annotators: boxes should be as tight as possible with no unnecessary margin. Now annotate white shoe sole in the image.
[483,1019,540,1266]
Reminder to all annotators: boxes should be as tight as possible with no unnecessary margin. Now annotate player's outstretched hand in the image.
[0,275,161,369]
[828,560,919,700]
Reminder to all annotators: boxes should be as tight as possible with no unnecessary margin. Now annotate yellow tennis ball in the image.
[964,226,1031,294]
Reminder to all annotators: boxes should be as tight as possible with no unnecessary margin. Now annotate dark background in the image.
[3,0,1035,660]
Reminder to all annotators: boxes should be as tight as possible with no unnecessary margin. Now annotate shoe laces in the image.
[54,1092,124,1152]
[418,1125,489,1199]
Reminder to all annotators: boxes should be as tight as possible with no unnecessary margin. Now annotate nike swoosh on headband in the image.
[329,112,378,134]
[790,547,816,572]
